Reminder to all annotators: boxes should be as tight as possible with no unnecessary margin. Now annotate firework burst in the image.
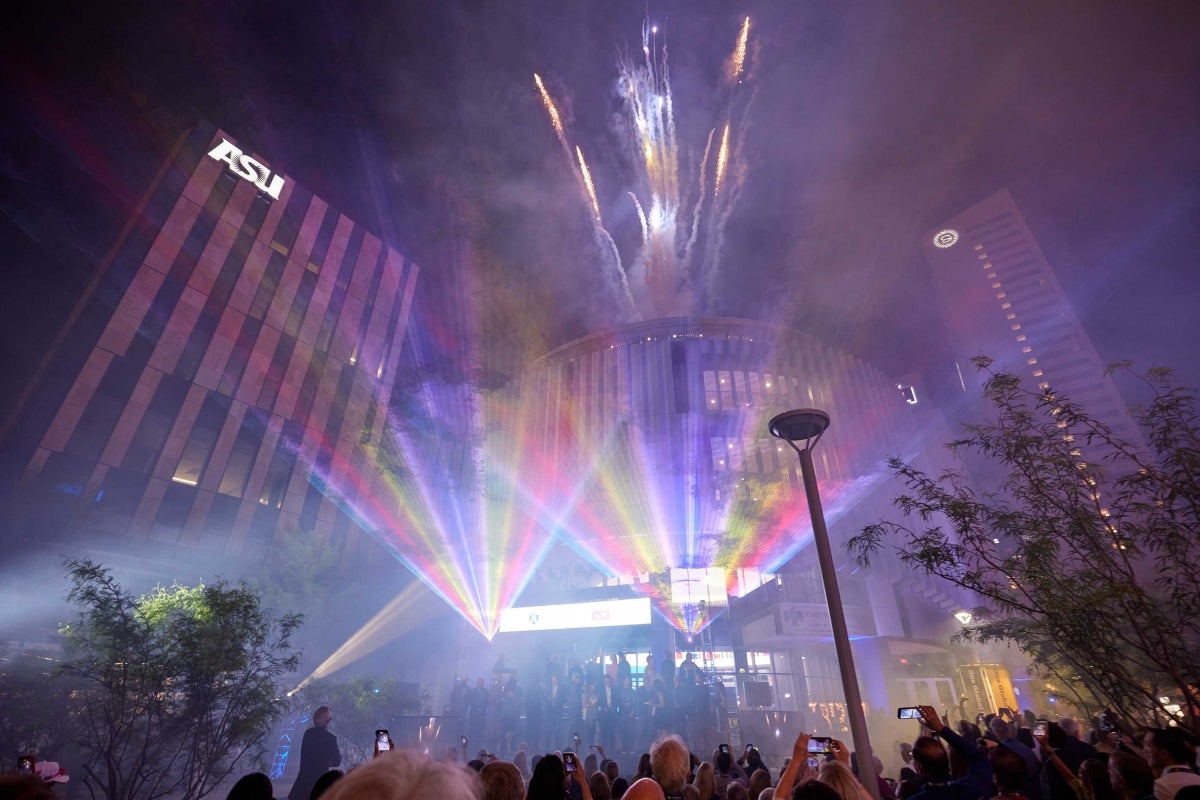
[534,16,755,318]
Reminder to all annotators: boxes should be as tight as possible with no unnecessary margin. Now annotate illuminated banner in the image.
[958,663,1018,717]
[207,138,285,200]
[498,598,651,633]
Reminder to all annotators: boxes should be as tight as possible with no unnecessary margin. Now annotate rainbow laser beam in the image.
[519,320,913,636]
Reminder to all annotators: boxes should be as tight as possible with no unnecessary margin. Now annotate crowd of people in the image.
[447,651,727,758]
[5,692,1198,800]
[236,701,1198,800]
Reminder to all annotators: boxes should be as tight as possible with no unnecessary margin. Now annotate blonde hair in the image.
[693,762,716,800]
[816,761,862,800]
[650,735,691,795]
[322,749,480,800]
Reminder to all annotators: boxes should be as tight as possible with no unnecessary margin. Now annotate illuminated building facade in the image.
[520,317,976,731]
[923,188,1141,445]
[2,125,418,558]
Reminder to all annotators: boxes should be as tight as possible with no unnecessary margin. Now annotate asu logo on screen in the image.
[206,139,285,200]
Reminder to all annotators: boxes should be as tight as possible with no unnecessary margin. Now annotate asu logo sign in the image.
[207,139,285,200]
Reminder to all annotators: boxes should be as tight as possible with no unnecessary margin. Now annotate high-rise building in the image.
[923,188,1141,445]
[518,316,976,721]
[1,124,418,560]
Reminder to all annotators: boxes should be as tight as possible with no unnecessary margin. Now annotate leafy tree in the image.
[60,559,302,800]
[849,360,1200,734]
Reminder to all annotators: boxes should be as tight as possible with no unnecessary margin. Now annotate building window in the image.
[171,393,228,487]
[123,374,189,473]
[218,411,267,497]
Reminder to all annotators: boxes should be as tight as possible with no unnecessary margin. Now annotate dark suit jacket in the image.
[288,725,341,800]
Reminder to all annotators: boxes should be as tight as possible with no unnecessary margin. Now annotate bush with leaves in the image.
[849,359,1200,734]
[60,559,302,800]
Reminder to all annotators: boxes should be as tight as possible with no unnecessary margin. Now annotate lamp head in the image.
[768,409,831,448]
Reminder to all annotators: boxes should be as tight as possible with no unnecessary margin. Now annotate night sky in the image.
[3,0,1198,415]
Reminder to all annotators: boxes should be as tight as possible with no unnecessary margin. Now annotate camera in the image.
[376,729,392,752]
[807,737,832,754]
[897,707,922,720]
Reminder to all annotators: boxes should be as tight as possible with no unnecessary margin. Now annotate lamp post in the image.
[769,409,880,800]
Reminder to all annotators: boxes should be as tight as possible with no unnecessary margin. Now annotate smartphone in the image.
[564,752,578,773]
[574,732,581,741]
[897,707,922,720]
[807,756,821,769]
[719,744,731,755]
[808,737,832,754]
[1034,720,1048,737]
[461,735,469,748]
[745,743,754,753]
[376,729,392,752]
[17,755,34,775]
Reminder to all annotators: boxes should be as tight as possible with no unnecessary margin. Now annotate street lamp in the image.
[769,409,881,800]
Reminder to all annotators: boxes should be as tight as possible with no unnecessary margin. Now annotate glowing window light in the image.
[1001,302,1012,309]
[973,244,983,251]
[1016,334,1027,341]
[992,282,1002,289]
[1011,323,1022,331]
[1006,313,1017,320]
[996,292,1007,299]
[932,229,959,248]
[1022,346,1032,353]
[1027,358,1038,365]
[1033,369,1043,377]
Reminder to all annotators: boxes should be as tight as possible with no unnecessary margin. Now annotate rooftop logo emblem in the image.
[932,229,960,248]
[207,139,285,200]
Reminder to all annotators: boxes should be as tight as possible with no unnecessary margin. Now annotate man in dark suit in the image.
[597,674,617,748]
[288,705,341,800]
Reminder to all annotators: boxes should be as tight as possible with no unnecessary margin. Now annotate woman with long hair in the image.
[693,762,717,800]
[747,770,770,800]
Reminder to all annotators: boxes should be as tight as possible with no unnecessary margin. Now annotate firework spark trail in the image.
[714,124,731,195]
[533,73,567,150]
[576,146,601,221]
[681,128,715,272]
[731,17,750,81]
[702,102,753,311]
[533,74,639,320]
